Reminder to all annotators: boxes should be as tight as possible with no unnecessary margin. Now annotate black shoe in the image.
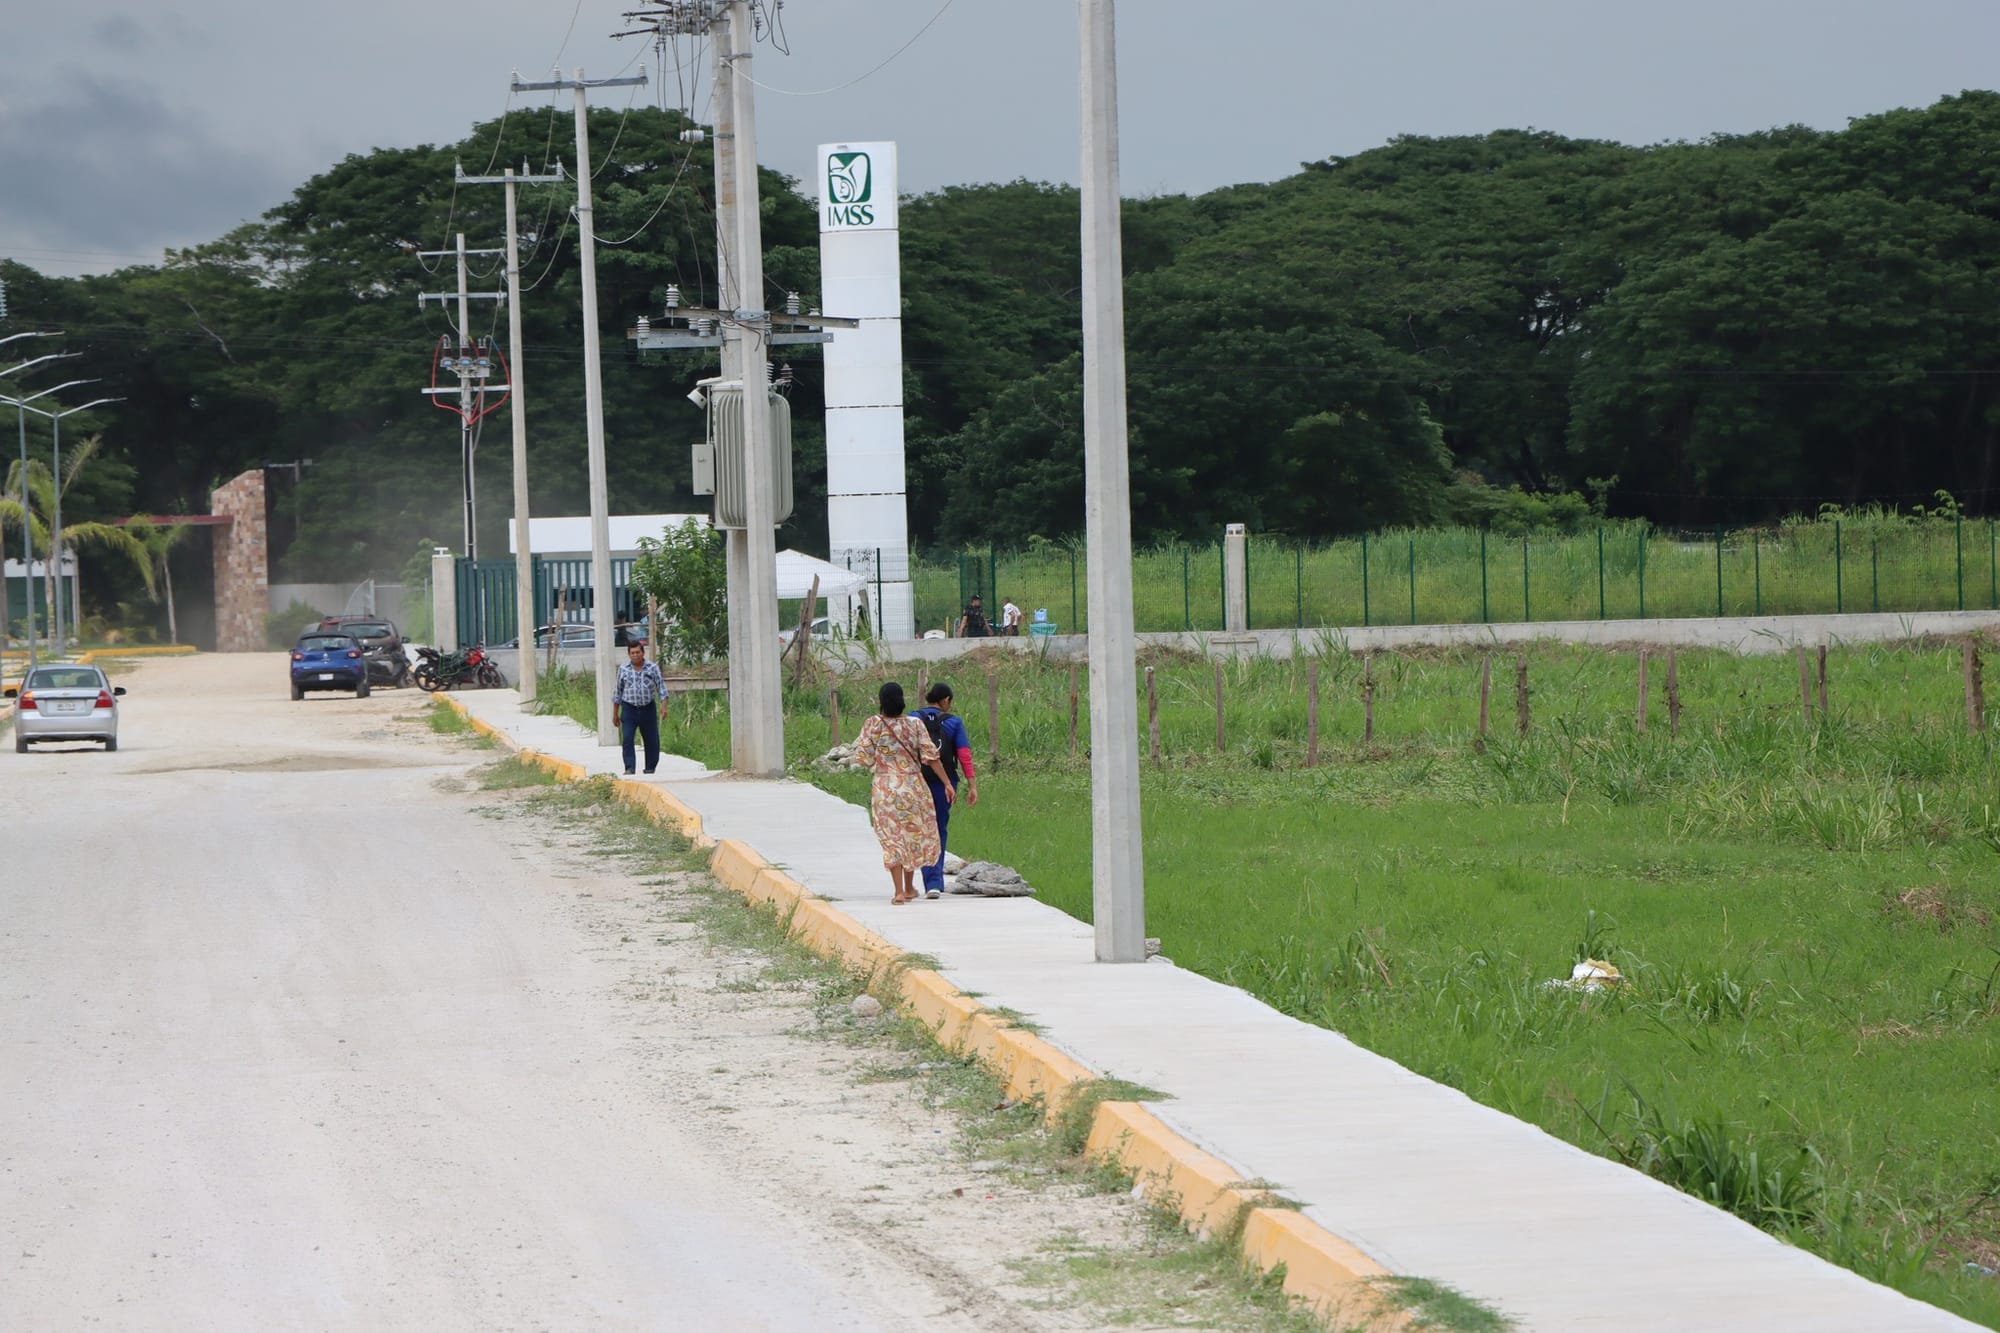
[623,769,636,776]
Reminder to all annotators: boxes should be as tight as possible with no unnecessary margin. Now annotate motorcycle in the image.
[413,644,503,691]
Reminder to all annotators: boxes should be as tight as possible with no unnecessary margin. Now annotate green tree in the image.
[0,437,150,639]
[628,518,726,663]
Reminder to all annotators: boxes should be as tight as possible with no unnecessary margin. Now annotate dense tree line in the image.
[4,92,1998,612]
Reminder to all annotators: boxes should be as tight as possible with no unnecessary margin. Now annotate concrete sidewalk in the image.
[450,689,1979,1333]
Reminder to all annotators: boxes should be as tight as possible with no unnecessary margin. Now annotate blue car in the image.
[291,632,371,700]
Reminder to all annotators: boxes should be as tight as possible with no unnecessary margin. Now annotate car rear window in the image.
[27,668,104,690]
[298,636,355,652]
[343,623,393,638]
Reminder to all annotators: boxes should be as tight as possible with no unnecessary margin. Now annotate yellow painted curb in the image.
[429,699,1400,1328]
[605,772,1399,1327]
[75,645,198,663]
[431,691,586,781]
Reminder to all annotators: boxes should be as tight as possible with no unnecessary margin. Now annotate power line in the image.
[733,0,958,97]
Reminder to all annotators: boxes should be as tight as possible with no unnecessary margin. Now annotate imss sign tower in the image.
[818,141,914,640]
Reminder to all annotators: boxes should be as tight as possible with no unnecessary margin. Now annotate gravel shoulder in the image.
[0,654,1167,1332]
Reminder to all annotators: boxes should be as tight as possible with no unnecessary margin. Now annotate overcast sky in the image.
[4,0,1997,277]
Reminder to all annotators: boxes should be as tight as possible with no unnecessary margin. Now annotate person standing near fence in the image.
[855,682,955,904]
[1000,596,1023,636]
[612,641,666,776]
[957,594,992,638]
[913,682,979,899]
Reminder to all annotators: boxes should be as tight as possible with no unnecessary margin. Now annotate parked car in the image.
[6,664,125,752]
[291,632,370,700]
[778,616,833,649]
[500,622,648,650]
[317,616,409,685]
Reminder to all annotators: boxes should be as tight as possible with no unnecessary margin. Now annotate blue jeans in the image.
[921,776,956,891]
[619,701,660,773]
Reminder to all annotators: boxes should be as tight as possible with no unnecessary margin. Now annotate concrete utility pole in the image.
[1079,0,1147,963]
[721,1,786,776]
[514,67,648,747]
[620,4,851,775]
[417,238,507,561]
[458,160,567,703]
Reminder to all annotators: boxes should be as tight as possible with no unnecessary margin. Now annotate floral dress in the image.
[855,713,942,869]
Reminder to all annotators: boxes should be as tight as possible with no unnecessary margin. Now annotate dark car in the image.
[317,616,408,685]
[291,633,370,700]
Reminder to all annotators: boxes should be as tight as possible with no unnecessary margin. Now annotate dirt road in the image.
[0,655,1139,1331]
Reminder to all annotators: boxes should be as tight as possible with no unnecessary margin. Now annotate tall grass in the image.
[617,639,2000,1327]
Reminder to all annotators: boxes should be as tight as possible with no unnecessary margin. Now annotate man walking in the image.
[913,682,978,899]
[613,641,667,776]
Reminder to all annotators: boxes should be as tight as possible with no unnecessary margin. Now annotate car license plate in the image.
[319,673,336,681]
[52,700,87,715]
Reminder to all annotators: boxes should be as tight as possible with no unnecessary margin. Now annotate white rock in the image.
[850,994,883,1019]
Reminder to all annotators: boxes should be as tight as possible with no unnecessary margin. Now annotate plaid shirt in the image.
[615,659,666,707]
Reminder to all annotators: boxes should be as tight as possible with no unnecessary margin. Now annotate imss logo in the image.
[825,151,875,227]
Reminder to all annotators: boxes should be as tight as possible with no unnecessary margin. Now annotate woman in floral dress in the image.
[855,681,956,903]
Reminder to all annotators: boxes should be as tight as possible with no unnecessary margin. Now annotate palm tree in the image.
[125,517,194,644]
[0,435,151,645]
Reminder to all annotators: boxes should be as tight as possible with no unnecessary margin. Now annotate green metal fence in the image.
[453,556,640,646]
[916,520,2000,636]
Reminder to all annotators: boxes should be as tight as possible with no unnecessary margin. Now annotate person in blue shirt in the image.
[612,641,667,775]
[913,682,979,898]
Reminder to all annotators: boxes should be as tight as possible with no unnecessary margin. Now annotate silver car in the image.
[6,664,125,752]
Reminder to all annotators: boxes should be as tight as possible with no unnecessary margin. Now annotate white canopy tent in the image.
[776,549,868,600]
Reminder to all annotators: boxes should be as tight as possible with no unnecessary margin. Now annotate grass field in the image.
[535,638,2000,1325]
[912,518,2000,635]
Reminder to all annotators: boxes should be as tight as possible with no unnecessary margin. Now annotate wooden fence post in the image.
[1816,645,1829,720]
[1147,665,1160,764]
[1965,639,1986,732]
[1305,659,1320,768]
[829,687,841,748]
[987,671,1000,773]
[1068,663,1080,755]
[1666,649,1682,739]
[1363,652,1376,745]
[1796,647,1815,725]
[1214,659,1227,753]
[1515,654,1531,735]
[1636,649,1649,734]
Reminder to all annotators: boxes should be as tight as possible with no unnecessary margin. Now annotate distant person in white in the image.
[1000,597,1023,637]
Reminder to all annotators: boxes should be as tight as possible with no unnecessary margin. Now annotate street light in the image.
[0,391,120,650]
[0,347,76,667]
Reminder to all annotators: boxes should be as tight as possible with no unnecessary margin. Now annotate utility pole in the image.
[417,238,507,560]
[458,159,567,703]
[620,4,850,775]
[513,67,648,747]
[715,0,785,775]
[1080,0,1147,962]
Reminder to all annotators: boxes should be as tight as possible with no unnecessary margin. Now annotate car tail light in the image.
[291,651,305,662]
[346,649,361,659]
[95,690,115,709]
[17,691,34,711]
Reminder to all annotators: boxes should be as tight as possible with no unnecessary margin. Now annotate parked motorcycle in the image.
[413,644,503,691]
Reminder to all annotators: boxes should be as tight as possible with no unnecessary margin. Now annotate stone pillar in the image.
[209,470,268,652]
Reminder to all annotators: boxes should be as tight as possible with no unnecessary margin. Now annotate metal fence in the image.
[920,520,2000,636]
[453,556,641,647]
